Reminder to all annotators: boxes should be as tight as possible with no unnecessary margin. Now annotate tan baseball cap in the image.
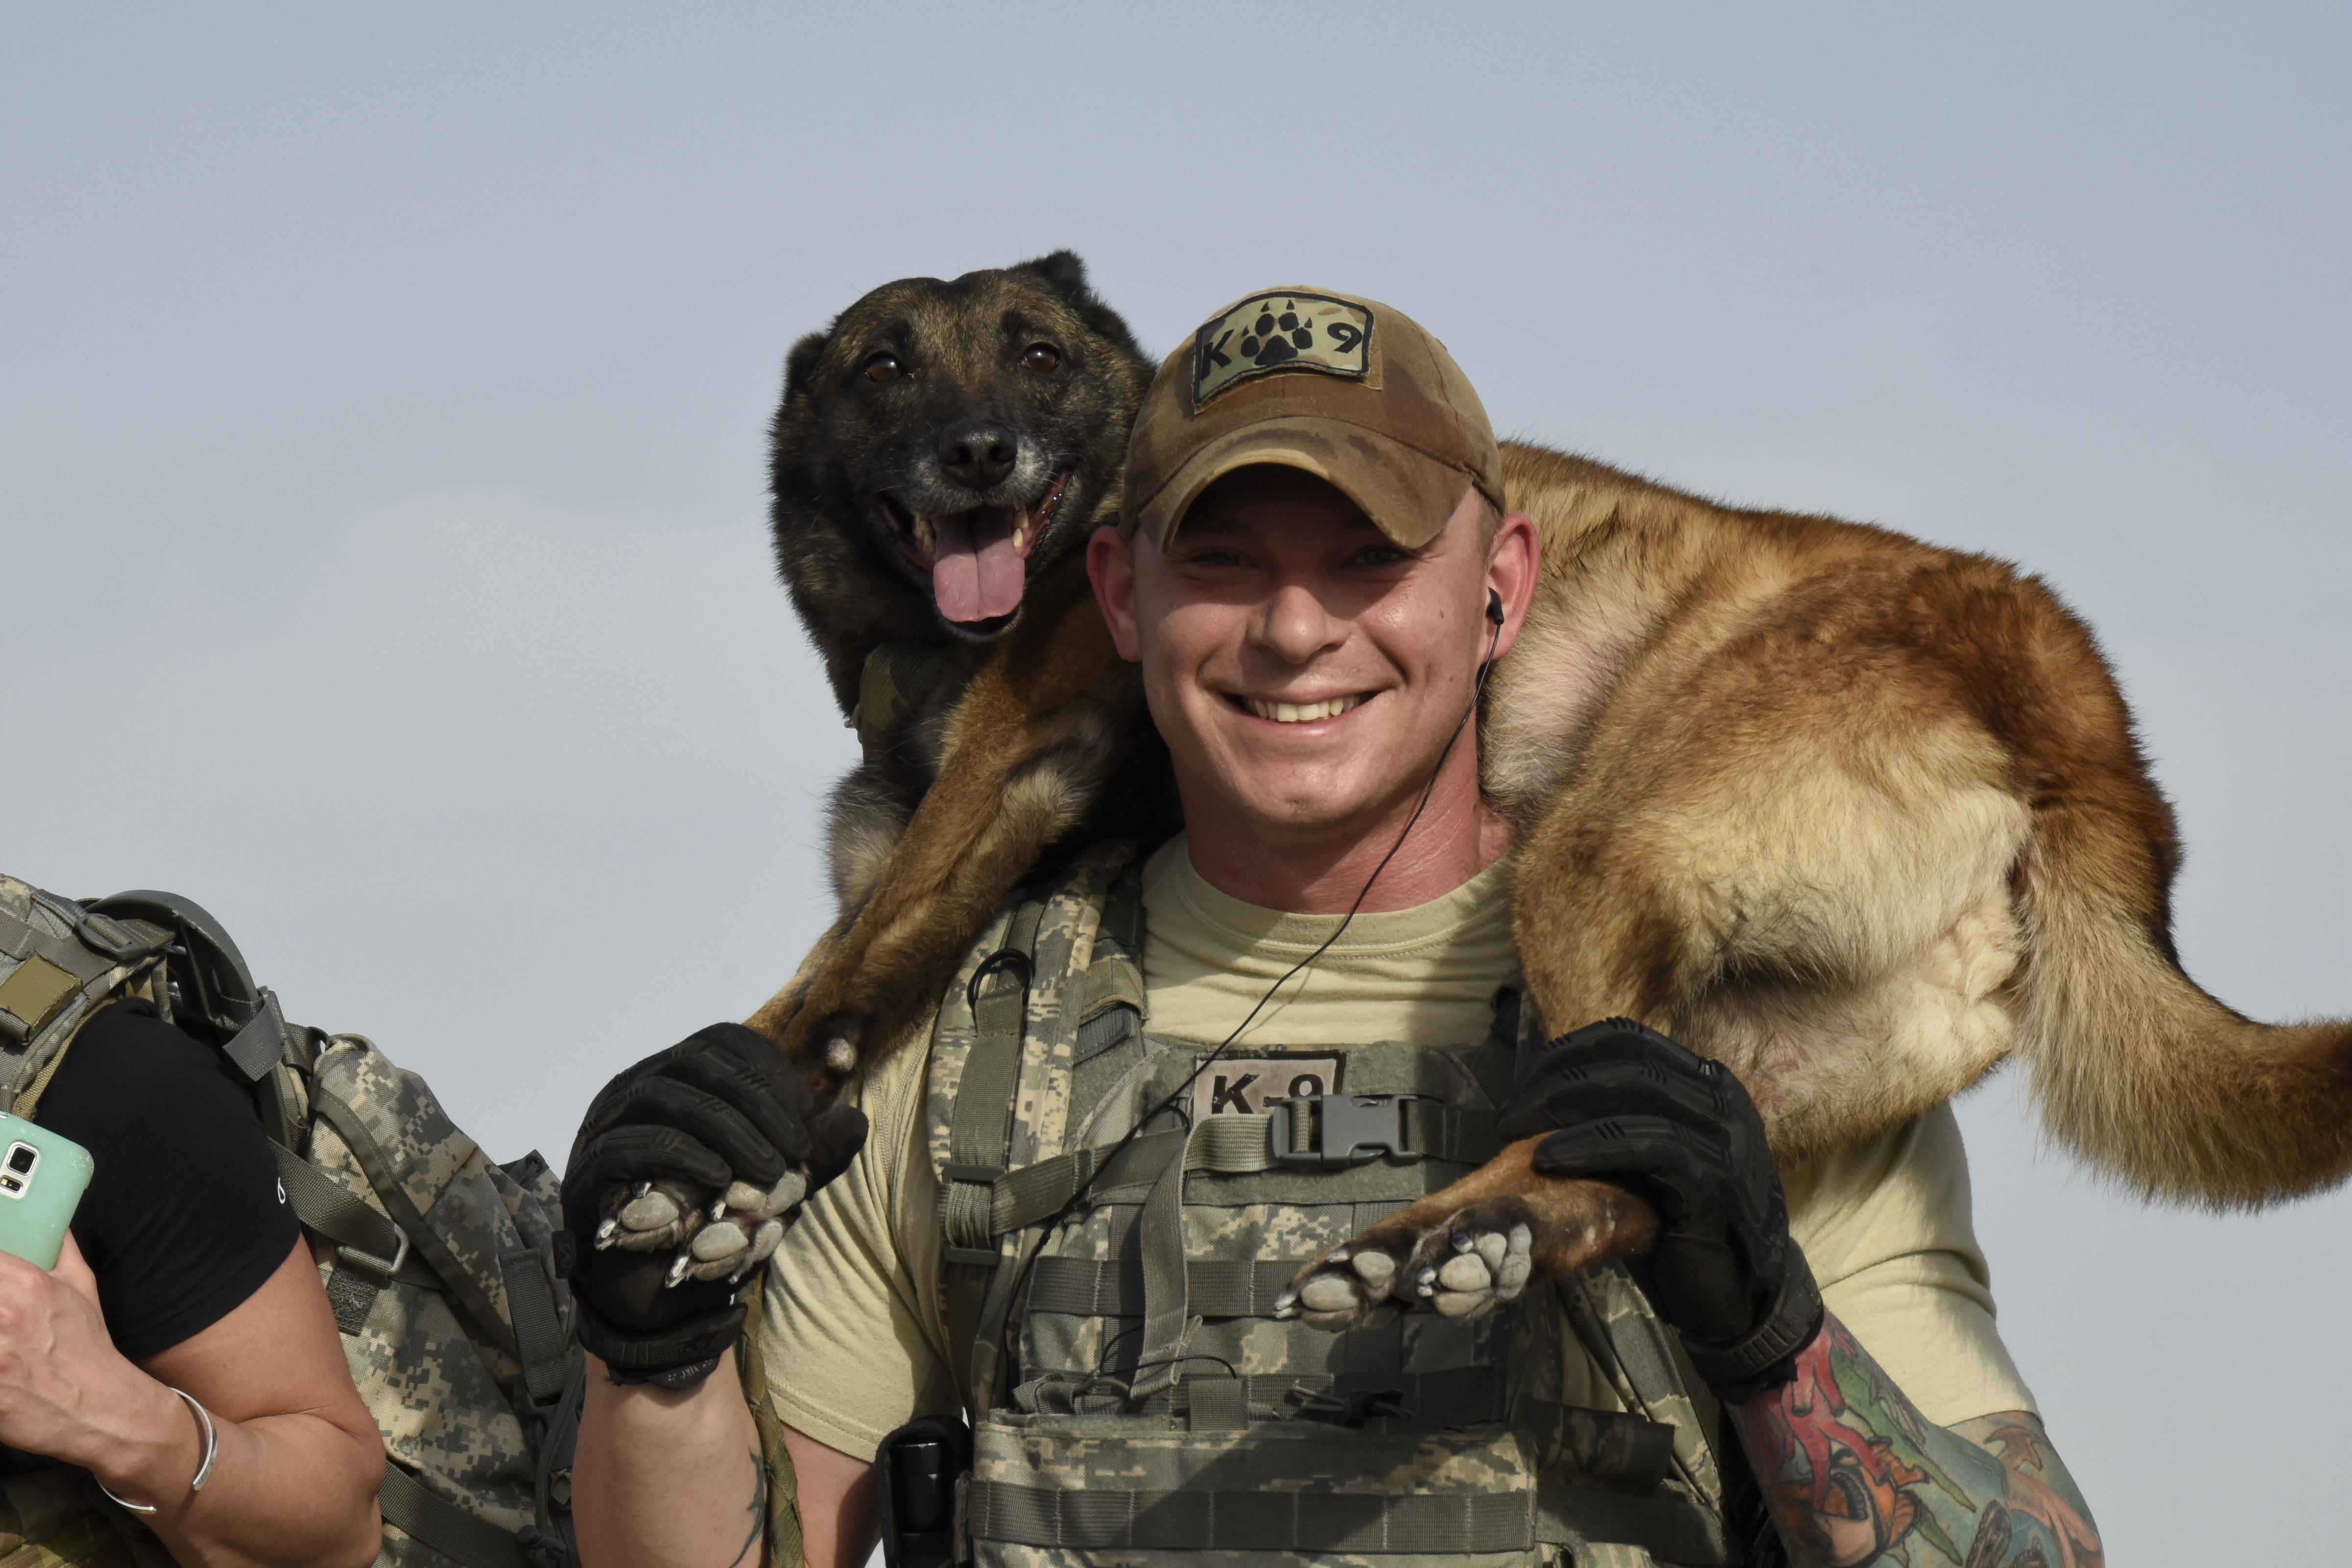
[1123,287,1503,549]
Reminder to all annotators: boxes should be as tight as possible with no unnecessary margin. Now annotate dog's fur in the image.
[749,257,2352,1319]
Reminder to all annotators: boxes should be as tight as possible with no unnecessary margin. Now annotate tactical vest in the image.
[923,843,1745,1568]
[0,874,583,1568]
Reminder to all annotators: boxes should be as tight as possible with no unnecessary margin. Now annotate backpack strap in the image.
[378,1461,535,1568]
[0,882,174,1120]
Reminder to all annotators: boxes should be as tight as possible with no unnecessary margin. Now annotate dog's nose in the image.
[938,420,1018,491]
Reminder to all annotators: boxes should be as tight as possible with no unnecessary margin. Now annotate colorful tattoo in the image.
[1726,1314,2102,1568]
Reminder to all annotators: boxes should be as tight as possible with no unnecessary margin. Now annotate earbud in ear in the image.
[1486,589,1505,627]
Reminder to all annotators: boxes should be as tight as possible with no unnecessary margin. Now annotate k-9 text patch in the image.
[1192,293,1373,408]
[1191,1052,1346,1121]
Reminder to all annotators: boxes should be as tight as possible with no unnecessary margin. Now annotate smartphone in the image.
[0,1114,94,1271]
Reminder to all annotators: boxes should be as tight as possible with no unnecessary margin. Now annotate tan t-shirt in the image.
[760,836,2035,1460]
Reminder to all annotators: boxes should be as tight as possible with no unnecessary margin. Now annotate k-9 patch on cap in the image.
[1191,292,1373,409]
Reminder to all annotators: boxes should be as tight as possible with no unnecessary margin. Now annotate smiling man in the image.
[568,290,2096,1568]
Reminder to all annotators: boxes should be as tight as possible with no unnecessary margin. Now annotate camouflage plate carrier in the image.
[0,873,584,1568]
[923,843,1753,1568]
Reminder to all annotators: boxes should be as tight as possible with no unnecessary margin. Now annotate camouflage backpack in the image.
[0,874,583,1568]
[915,842,1756,1568]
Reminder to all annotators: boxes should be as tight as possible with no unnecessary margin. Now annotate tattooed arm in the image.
[1724,1314,2103,1568]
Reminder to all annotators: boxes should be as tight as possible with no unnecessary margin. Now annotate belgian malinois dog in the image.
[723,256,2351,1326]
[762,251,1168,929]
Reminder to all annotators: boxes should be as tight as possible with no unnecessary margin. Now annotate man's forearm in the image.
[574,1351,769,1568]
[1723,1313,2102,1568]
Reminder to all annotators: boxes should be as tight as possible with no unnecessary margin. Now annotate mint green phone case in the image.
[0,1113,95,1271]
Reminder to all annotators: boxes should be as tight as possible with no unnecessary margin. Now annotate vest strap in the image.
[940,894,1049,1398]
[987,1099,1502,1238]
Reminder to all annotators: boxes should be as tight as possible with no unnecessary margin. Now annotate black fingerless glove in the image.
[559,1023,867,1387]
[1496,1018,1822,1401]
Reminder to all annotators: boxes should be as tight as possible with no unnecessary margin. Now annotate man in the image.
[565,291,2102,1568]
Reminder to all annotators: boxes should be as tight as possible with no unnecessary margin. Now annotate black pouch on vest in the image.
[876,1413,974,1568]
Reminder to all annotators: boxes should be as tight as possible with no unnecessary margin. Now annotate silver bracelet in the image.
[96,1385,218,1515]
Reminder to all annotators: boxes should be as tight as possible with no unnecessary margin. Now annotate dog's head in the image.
[772,252,1151,643]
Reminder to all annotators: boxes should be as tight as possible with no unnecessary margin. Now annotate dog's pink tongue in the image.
[930,511,1025,623]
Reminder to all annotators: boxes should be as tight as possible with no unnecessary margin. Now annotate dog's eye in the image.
[862,352,904,385]
[1022,343,1061,372]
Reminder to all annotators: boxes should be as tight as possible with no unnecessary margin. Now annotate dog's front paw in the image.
[594,1179,710,1254]
[782,1009,867,1079]
[665,1169,809,1285]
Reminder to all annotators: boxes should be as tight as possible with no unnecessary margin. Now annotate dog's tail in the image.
[2015,793,2352,1207]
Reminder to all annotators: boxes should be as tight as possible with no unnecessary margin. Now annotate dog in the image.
[761,250,1168,938]
[731,260,2352,1328]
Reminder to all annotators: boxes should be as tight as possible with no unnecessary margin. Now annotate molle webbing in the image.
[935,847,1150,1413]
[927,846,1738,1567]
[969,1483,1535,1555]
[1027,1256,1308,1319]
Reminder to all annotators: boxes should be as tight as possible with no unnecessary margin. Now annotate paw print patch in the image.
[1192,292,1373,408]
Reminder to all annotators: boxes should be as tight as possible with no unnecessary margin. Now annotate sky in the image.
[6,5,2347,1561]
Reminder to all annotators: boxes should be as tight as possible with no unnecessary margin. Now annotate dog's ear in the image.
[782,330,830,401]
[1012,249,1089,301]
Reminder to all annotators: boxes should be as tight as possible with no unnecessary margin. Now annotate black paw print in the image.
[1238,305,1315,367]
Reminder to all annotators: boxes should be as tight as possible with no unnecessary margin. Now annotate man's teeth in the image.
[1246,695,1367,723]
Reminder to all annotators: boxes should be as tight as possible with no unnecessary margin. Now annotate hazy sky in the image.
[7,6,2347,1561]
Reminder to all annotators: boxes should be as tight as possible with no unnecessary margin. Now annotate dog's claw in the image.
[593,1217,618,1250]
[663,1252,693,1288]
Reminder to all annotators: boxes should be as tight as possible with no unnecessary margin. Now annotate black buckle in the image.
[1266,1094,1423,1168]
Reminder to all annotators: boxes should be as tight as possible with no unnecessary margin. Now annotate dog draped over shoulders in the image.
[737,252,2352,1326]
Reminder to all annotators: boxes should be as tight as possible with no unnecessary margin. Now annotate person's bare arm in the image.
[574,1349,771,1568]
[1724,1313,2102,1568]
[0,1234,383,1568]
[783,1421,879,1568]
[573,1348,881,1568]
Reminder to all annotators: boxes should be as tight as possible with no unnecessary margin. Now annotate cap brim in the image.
[1127,416,1477,550]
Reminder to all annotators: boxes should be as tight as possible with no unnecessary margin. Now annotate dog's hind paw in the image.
[1274,1236,1416,1332]
[1275,1199,1538,1329]
[1402,1201,1537,1322]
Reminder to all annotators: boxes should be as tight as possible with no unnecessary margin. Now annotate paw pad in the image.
[596,1169,812,1285]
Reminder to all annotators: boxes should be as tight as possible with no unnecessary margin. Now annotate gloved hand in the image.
[561,1023,867,1388]
[1496,1018,1822,1401]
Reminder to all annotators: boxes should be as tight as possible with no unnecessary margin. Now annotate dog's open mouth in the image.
[874,472,1072,626]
